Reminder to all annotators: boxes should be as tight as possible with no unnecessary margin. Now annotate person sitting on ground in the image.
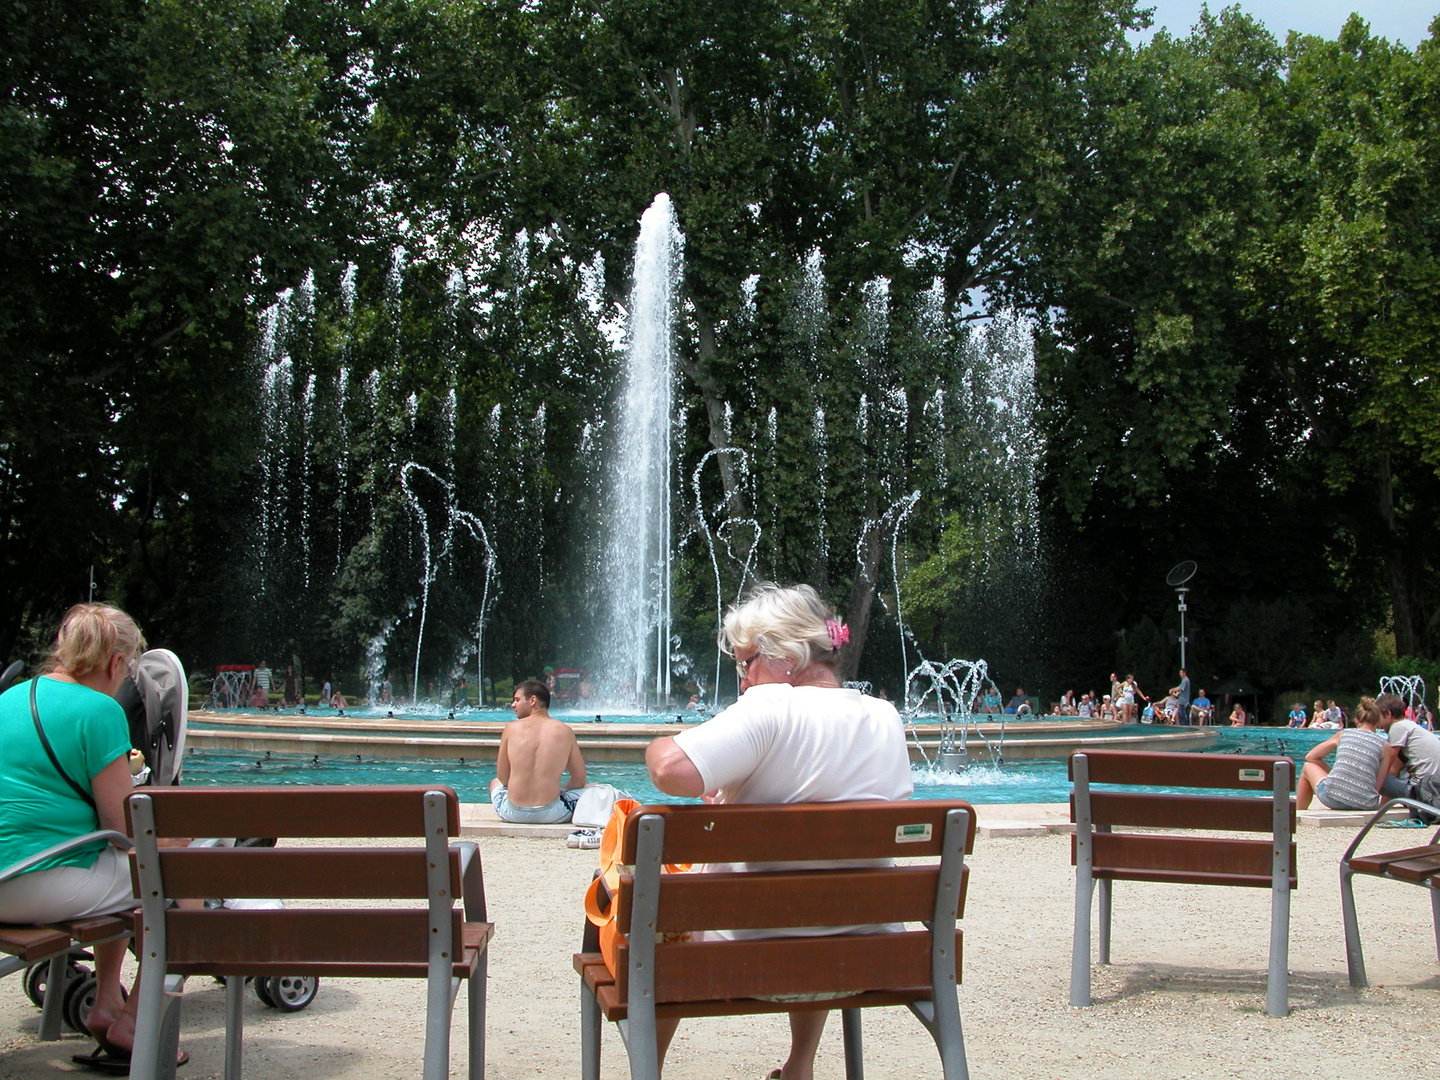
[1324,699,1343,726]
[1158,693,1178,724]
[329,685,347,710]
[1229,702,1248,726]
[1287,702,1308,728]
[1376,692,1440,805]
[0,604,189,1069]
[1099,694,1116,721]
[1297,696,1398,810]
[1005,688,1031,715]
[1189,690,1212,725]
[981,687,1000,714]
[489,679,586,824]
[1077,692,1095,719]
[646,582,911,1080]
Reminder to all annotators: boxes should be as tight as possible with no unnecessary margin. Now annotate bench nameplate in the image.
[895,824,933,844]
[1238,768,1265,782]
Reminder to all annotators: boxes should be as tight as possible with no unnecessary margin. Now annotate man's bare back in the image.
[493,683,586,807]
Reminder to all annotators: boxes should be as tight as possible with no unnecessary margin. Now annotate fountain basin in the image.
[186,712,1217,763]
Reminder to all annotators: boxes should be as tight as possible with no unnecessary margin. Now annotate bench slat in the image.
[158,908,465,966]
[1377,854,1440,884]
[592,977,935,1022]
[615,865,962,932]
[1350,844,1440,876]
[1072,750,1294,791]
[43,915,131,945]
[615,929,960,1003]
[127,785,461,838]
[1081,791,1291,833]
[132,848,460,900]
[1080,832,1295,883]
[620,801,974,864]
[166,924,493,979]
[0,925,71,962]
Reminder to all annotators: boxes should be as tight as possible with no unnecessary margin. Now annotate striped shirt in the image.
[1321,729,1386,810]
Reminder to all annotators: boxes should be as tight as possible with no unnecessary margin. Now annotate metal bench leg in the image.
[841,1008,863,1080]
[1430,881,1440,962]
[155,980,186,1080]
[1070,864,1093,1006]
[1267,878,1291,1017]
[580,980,601,1080]
[36,953,68,1040]
[1097,879,1112,966]
[468,954,487,1080]
[1340,864,1367,988]
[224,976,244,1080]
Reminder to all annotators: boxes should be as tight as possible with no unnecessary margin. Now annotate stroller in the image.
[4,651,319,1030]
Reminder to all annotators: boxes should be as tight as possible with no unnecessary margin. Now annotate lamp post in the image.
[1165,561,1197,672]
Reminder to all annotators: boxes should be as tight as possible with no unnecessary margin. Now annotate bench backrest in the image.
[126,785,480,975]
[610,800,974,1003]
[1070,750,1295,887]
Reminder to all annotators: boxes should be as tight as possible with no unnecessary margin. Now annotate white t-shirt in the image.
[672,683,914,940]
[1388,719,1440,783]
[673,683,913,805]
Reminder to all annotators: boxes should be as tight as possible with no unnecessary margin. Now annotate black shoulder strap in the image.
[29,677,97,809]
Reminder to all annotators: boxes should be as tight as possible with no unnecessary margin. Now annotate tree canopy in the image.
[2,0,1436,714]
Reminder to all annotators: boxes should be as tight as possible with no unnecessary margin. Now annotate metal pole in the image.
[1177,587,1188,671]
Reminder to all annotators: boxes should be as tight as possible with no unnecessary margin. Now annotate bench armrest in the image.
[1341,798,1440,866]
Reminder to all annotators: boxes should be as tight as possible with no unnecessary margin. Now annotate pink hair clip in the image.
[826,619,850,650]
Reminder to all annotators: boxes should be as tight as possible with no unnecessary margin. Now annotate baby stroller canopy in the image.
[115,648,188,787]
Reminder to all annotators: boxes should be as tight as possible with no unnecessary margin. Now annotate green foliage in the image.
[3,0,1437,707]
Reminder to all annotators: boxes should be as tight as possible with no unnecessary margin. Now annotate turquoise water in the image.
[178,725,1328,805]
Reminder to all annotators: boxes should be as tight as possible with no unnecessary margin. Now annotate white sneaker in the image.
[567,828,602,849]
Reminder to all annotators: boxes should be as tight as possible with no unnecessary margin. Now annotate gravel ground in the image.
[2,823,1437,1079]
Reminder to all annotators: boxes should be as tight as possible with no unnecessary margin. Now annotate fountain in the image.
[597,193,684,707]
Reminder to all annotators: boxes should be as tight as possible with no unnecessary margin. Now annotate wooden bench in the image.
[0,830,134,1040]
[1339,795,1440,986]
[125,785,492,1080]
[574,799,975,1080]
[1069,749,1296,1016]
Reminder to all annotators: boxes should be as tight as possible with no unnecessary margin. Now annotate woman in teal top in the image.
[0,604,145,1060]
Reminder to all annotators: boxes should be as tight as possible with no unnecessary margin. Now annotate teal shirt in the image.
[0,678,131,873]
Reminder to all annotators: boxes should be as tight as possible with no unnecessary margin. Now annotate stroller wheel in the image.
[266,975,319,1012]
[253,976,275,1007]
[62,970,99,1033]
[25,953,90,1007]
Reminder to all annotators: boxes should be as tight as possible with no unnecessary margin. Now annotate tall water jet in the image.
[599,194,684,706]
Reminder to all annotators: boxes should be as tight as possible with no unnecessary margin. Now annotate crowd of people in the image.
[1038,670,1221,725]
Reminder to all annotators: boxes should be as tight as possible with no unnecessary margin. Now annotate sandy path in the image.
[2,824,1437,1078]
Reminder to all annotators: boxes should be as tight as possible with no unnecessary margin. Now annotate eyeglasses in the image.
[734,651,761,679]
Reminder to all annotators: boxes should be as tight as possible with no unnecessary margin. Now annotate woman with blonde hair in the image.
[1297,696,1399,810]
[0,604,170,1067]
[646,583,911,1080]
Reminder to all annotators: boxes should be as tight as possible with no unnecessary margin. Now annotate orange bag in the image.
[583,799,691,974]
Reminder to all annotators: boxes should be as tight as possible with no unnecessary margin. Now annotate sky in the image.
[1132,1,1436,47]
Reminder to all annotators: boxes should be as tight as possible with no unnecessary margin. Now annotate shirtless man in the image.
[489,679,586,824]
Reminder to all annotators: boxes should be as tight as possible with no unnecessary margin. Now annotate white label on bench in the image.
[1238,768,1265,782]
[895,823,933,843]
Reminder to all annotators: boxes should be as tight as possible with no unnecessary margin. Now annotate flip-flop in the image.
[73,1045,189,1075]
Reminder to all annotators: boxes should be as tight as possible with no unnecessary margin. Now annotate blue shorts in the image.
[491,786,579,824]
